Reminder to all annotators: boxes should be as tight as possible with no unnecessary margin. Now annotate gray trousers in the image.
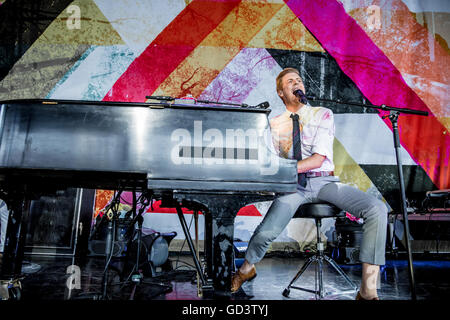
[0,200,8,253]
[245,176,388,266]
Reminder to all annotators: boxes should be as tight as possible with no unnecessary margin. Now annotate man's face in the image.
[278,72,305,105]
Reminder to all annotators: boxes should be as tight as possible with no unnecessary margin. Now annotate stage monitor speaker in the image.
[126,231,177,277]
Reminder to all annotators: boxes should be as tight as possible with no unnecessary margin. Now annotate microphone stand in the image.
[102,190,123,299]
[119,191,172,300]
[73,190,122,300]
[307,95,428,301]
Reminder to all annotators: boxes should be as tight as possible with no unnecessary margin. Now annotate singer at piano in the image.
[231,68,388,300]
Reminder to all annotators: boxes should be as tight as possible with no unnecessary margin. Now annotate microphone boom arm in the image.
[306,96,428,116]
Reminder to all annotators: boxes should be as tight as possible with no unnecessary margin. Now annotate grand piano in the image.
[0,99,297,298]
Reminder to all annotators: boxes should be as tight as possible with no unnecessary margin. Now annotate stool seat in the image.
[293,201,345,219]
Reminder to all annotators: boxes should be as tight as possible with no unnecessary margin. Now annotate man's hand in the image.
[297,153,326,173]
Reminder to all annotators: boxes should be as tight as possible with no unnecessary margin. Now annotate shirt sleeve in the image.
[311,108,335,161]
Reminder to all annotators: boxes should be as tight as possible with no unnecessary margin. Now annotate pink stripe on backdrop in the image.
[284,0,449,189]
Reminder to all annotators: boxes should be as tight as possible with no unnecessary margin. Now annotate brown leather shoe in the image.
[355,291,379,300]
[231,267,257,293]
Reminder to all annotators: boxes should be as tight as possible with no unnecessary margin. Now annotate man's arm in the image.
[297,153,326,173]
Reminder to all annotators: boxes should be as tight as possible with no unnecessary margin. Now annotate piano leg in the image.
[177,195,237,298]
[198,195,253,298]
[208,210,236,298]
[0,199,29,299]
[176,193,275,298]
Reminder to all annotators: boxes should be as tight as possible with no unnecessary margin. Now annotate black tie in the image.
[290,113,307,187]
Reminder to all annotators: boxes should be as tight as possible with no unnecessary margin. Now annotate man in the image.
[231,68,388,300]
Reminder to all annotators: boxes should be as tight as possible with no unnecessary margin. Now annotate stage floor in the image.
[5,252,450,301]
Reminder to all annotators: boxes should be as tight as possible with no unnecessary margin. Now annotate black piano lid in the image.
[0,98,272,114]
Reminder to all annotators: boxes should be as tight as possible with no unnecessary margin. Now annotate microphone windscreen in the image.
[293,89,308,104]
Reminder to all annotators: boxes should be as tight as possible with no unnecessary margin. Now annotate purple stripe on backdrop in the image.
[199,47,279,103]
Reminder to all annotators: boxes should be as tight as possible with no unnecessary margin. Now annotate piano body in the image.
[0,99,297,298]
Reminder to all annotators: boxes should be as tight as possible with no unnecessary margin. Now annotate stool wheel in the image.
[282,288,290,297]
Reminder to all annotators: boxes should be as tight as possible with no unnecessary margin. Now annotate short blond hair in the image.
[276,67,301,92]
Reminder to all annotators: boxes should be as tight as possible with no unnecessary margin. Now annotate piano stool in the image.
[282,201,358,299]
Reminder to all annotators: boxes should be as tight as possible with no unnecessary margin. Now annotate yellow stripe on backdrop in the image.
[333,137,388,206]
[0,44,90,100]
[0,0,124,100]
[35,0,124,45]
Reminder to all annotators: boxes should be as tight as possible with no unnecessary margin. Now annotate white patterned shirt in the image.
[269,104,335,172]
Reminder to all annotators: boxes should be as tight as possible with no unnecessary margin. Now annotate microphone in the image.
[293,89,308,104]
[145,95,174,101]
[255,101,270,109]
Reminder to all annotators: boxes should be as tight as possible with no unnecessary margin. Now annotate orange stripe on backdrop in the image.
[93,189,114,219]
[248,4,324,51]
[151,1,284,98]
[348,0,450,131]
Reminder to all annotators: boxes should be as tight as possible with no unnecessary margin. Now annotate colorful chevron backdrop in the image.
[0,0,448,246]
